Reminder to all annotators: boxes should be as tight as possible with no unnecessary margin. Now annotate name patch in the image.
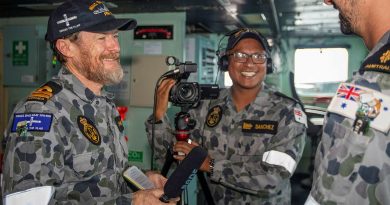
[242,120,278,134]
[11,113,53,132]
[77,116,101,145]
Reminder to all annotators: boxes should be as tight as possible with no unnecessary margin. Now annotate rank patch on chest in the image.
[242,120,278,134]
[77,115,101,145]
[206,105,223,127]
[11,113,53,133]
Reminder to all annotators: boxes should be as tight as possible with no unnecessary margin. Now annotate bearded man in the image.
[1,1,174,204]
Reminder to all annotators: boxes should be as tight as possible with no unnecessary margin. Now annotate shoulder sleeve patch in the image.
[294,107,308,128]
[26,81,62,103]
[11,113,53,134]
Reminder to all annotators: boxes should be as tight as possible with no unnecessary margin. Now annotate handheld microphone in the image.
[159,146,208,203]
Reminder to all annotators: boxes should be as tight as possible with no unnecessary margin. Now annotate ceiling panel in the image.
[0,0,343,39]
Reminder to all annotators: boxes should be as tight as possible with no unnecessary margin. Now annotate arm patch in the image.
[11,113,53,133]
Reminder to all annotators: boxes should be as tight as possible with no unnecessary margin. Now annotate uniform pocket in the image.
[327,121,371,162]
[72,151,106,178]
[316,120,372,197]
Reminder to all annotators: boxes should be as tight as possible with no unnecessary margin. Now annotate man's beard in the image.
[76,51,124,86]
[339,13,354,35]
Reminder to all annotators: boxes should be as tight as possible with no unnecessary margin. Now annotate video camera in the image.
[164,56,219,107]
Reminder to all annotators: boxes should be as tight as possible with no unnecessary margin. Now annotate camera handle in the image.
[161,108,215,205]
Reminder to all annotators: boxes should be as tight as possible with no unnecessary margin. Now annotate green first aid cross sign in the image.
[13,40,28,66]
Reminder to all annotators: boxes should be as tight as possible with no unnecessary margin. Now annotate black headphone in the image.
[217,28,273,74]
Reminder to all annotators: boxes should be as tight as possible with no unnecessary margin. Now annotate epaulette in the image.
[26,81,62,104]
[274,91,304,108]
[359,42,390,74]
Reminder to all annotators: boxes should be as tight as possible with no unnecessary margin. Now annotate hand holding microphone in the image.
[174,140,212,173]
[160,146,208,203]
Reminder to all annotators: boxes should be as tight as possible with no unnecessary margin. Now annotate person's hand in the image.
[155,78,176,121]
[145,171,167,189]
[132,188,178,205]
[173,140,198,161]
[173,140,212,173]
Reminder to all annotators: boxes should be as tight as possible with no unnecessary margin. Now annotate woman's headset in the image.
[216,28,273,74]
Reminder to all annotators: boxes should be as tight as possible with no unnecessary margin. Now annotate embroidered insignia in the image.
[294,108,308,128]
[89,1,112,16]
[26,81,62,103]
[77,116,101,145]
[328,83,390,133]
[353,93,382,134]
[206,105,222,127]
[242,120,278,134]
[336,84,361,102]
[361,43,390,74]
[11,113,53,134]
[380,49,390,64]
[115,116,124,132]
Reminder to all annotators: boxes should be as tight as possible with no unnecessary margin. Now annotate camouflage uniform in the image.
[2,68,132,204]
[308,30,390,205]
[146,86,307,205]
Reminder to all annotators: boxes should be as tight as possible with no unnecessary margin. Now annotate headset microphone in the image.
[159,146,208,203]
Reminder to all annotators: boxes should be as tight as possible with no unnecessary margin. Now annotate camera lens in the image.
[169,82,200,106]
[179,84,195,100]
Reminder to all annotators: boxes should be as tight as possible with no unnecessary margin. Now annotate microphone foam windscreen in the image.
[163,146,208,199]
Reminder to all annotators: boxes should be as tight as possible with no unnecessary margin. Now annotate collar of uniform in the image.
[57,67,111,103]
[366,29,390,59]
[225,84,268,112]
[251,84,272,108]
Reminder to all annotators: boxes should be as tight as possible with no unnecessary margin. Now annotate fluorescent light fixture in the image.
[225,25,238,31]
[216,0,232,6]
[18,3,63,10]
[261,13,267,21]
[18,1,117,10]
[104,2,118,8]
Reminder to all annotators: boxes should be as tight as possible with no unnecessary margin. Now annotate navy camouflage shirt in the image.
[2,68,131,204]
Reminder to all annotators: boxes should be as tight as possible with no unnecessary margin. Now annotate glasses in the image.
[228,52,267,64]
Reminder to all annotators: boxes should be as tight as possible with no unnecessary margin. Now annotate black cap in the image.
[226,29,269,53]
[45,0,137,42]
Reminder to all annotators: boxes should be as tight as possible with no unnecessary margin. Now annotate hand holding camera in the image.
[154,78,176,121]
[154,56,219,120]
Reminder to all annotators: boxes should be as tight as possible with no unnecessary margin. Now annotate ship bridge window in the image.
[294,48,348,108]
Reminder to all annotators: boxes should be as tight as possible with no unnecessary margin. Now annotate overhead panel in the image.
[275,0,341,37]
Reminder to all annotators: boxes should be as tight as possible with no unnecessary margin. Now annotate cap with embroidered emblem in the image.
[45,0,137,42]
